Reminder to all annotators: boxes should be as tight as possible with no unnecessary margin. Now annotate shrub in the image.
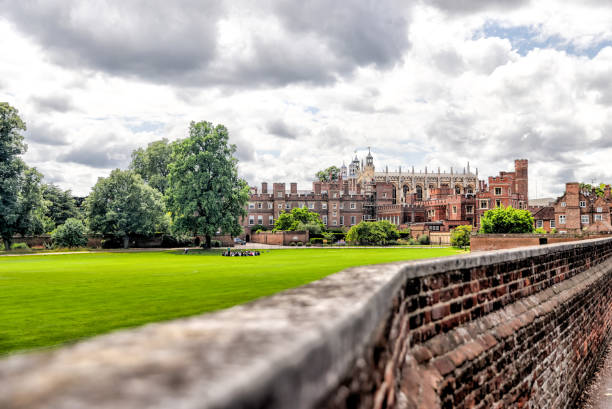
[210,240,222,248]
[305,243,312,247]
[310,238,324,245]
[51,218,88,248]
[346,221,398,245]
[289,242,297,246]
[409,238,418,245]
[417,234,430,245]
[479,205,535,234]
[297,241,303,246]
[251,224,267,232]
[11,242,29,250]
[550,228,558,234]
[386,240,399,246]
[534,227,547,234]
[450,225,472,248]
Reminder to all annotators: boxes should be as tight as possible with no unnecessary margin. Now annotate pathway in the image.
[578,341,612,409]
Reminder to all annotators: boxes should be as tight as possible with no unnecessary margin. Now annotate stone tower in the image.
[514,159,528,200]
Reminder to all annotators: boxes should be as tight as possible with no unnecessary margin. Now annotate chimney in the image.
[261,182,268,194]
[290,183,297,194]
[605,184,611,199]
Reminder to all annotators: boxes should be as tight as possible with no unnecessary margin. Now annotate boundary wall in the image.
[471,233,611,252]
[0,238,611,409]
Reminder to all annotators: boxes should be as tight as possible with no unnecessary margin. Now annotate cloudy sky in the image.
[1,0,611,198]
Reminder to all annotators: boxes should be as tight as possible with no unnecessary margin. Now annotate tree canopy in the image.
[450,225,472,248]
[273,207,325,231]
[166,121,249,247]
[130,138,173,194]
[346,220,399,245]
[42,184,79,228]
[85,169,166,248]
[51,218,88,248]
[315,166,340,182]
[479,205,534,234]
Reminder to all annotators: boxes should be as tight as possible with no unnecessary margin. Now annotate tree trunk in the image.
[205,234,211,248]
[3,238,11,252]
[123,236,129,249]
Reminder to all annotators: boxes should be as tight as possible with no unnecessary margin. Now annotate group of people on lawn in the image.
[222,249,261,257]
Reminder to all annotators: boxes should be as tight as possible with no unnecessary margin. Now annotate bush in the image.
[550,228,558,234]
[51,218,88,248]
[289,242,297,246]
[346,220,399,245]
[386,240,399,246]
[251,224,267,232]
[11,242,29,250]
[297,241,303,246]
[534,227,547,234]
[310,238,324,245]
[450,225,472,248]
[409,238,418,245]
[305,242,311,247]
[417,234,430,245]
[479,205,535,234]
[210,240,222,248]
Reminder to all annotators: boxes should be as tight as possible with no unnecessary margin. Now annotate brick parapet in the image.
[0,238,610,409]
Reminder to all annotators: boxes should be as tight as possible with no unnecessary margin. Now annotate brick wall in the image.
[322,238,612,409]
[250,231,309,245]
[471,233,611,251]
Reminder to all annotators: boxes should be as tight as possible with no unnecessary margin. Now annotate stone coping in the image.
[1,237,611,409]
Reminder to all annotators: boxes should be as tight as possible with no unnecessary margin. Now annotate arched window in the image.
[416,185,423,201]
[455,185,461,194]
[392,186,397,204]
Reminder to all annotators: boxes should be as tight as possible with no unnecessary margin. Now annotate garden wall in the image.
[250,230,309,245]
[471,233,611,251]
[1,238,611,409]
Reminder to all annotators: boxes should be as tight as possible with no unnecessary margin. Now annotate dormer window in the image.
[579,201,586,208]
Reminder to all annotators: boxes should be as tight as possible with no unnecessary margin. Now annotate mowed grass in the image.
[0,247,463,355]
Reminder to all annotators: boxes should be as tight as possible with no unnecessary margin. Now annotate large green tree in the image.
[0,103,45,250]
[315,166,340,182]
[479,206,534,234]
[85,169,166,248]
[166,121,249,248]
[129,138,173,194]
[42,183,79,228]
[273,207,325,231]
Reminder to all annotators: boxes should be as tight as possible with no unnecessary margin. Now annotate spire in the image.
[467,161,470,173]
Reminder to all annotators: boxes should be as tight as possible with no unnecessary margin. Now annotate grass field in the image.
[0,247,464,355]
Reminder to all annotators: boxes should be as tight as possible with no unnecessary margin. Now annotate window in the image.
[277,192,283,198]
[332,219,337,226]
[308,202,314,209]
[561,202,566,207]
[383,193,387,198]
[581,215,589,224]
[322,215,327,225]
[466,205,473,214]
[597,207,603,213]
[340,216,344,225]
[429,225,440,231]
[332,203,337,209]
[362,215,367,220]
[269,216,274,225]
[298,202,304,208]
[248,216,254,225]
[550,220,555,228]
[579,201,586,208]
[559,215,566,225]
[268,202,273,209]
[495,200,501,207]
[595,214,603,221]
[536,220,543,228]
[332,211,337,217]
[248,202,255,209]
[285,203,291,209]
[340,203,344,209]
[333,193,337,198]
[322,203,327,210]
[480,200,488,209]
[350,216,356,225]
[452,205,457,214]
[257,202,262,209]
[278,203,283,209]
[257,215,263,225]
[350,202,356,209]
[494,187,502,195]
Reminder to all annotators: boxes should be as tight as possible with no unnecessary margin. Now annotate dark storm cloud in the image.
[30,95,76,113]
[0,0,412,87]
[1,0,223,83]
[429,0,531,15]
[26,122,69,146]
[265,119,301,140]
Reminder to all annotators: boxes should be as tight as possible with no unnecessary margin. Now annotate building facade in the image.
[242,151,529,237]
[551,182,612,234]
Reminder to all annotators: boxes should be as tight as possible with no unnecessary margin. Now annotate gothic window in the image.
[416,185,423,201]
[455,186,461,194]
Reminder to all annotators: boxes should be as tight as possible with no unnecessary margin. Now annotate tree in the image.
[451,225,472,248]
[166,121,249,248]
[315,166,340,182]
[130,138,173,194]
[52,218,88,248]
[85,169,166,248]
[0,103,27,250]
[479,205,535,234]
[273,207,325,231]
[41,184,79,228]
[377,220,400,242]
[346,221,387,245]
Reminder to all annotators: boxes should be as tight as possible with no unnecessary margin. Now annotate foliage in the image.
[41,184,80,229]
[346,221,395,245]
[315,165,340,182]
[10,242,29,250]
[418,234,430,245]
[85,169,166,248]
[580,182,607,197]
[273,207,324,231]
[297,241,303,246]
[550,228,558,234]
[166,121,249,248]
[534,227,547,234]
[251,224,267,232]
[289,242,296,246]
[450,225,472,247]
[0,248,462,354]
[479,205,535,234]
[130,138,173,194]
[209,240,222,248]
[295,221,323,235]
[310,238,323,245]
[51,218,88,248]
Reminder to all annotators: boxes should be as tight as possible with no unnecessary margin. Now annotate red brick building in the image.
[551,182,612,234]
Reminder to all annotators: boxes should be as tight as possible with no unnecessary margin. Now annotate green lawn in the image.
[0,248,463,355]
